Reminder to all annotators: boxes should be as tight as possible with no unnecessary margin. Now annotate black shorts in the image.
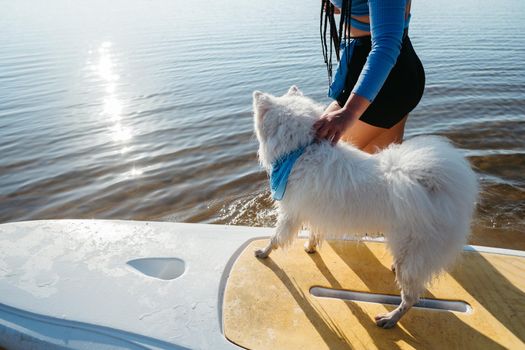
[335,34,425,129]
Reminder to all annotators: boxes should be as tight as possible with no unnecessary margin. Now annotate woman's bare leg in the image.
[340,119,388,150]
[322,102,409,153]
[321,101,385,149]
[362,114,408,153]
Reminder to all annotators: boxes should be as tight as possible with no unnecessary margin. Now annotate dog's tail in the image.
[378,135,479,239]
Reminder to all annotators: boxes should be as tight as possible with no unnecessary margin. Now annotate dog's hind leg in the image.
[304,231,320,254]
[255,216,301,259]
[375,288,419,329]
[375,258,423,328]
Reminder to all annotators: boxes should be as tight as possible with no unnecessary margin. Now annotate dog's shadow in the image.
[257,242,510,349]
[326,242,510,349]
[260,257,354,349]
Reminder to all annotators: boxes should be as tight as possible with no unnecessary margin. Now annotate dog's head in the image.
[253,85,323,169]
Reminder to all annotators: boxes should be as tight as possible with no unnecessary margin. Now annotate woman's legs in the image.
[362,114,408,153]
[340,118,387,150]
[322,101,385,149]
[326,100,408,152]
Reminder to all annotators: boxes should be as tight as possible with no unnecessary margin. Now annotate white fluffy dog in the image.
[253,85,478,328]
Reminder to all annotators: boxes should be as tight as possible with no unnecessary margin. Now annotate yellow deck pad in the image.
[223,239,525,349]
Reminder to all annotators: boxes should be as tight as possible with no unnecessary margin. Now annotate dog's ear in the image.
[253,90,273,109]
[286,85,303,96]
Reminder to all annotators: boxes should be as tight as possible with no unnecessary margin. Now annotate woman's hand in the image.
[313,107,354,145]
[314,94,371,145]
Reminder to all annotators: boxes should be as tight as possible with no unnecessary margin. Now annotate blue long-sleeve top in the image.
[330,0,409,102]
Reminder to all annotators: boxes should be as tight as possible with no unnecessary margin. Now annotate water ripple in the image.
[0,0,524,246]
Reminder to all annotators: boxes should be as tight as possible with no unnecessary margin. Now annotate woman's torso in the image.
[330,0,412,37]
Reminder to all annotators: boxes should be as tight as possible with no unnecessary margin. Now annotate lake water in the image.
[1,0,524,248]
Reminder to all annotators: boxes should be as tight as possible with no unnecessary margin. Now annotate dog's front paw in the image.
[374,312,399,329]
[304,241,317,254]
[254,248,270,259]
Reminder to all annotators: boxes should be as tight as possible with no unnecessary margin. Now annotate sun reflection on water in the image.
[91,41,141,177]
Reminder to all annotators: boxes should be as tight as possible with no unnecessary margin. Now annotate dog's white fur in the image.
[253,85,478,328]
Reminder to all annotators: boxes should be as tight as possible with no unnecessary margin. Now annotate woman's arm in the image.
[314,0,407,144]
[352,0,407,101]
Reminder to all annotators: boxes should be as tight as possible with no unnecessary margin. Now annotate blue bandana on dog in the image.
[270,143,312,200]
